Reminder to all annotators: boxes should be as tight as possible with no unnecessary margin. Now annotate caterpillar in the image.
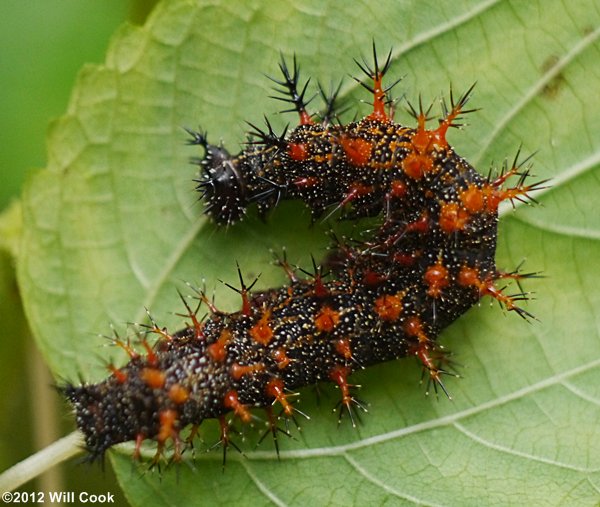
[64,46,544,465]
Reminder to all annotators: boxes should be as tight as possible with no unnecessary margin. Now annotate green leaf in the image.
[18,0,600,505]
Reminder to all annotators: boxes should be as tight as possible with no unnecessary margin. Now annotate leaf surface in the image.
[19,0,600,505]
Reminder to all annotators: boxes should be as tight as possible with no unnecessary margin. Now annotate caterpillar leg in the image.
[214,416,243,470]
[404,316,457,398]
[329,365,368,427]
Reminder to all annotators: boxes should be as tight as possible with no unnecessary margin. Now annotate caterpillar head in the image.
[187,129,249,225]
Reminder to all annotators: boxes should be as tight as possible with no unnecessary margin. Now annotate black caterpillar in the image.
[64,47,544,464]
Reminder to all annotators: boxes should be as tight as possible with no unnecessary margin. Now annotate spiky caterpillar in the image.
[64,48,544,463]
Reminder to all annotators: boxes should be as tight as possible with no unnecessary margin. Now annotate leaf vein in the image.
[453,422,598,473]
[562,381,600,407]
[240,460,290,507]
[342,452,444,507]
[132,219,205,324]
[335,0,503,102]
[473,24,600,167]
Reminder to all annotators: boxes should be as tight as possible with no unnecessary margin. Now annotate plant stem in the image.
[0,431,83,492]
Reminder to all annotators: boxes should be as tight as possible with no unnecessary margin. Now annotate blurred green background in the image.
[0,1,156,502]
